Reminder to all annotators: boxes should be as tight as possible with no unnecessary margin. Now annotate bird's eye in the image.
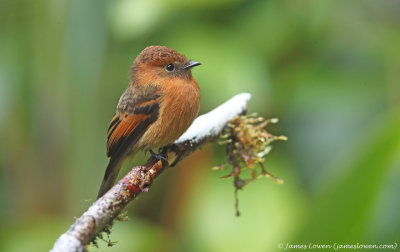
[166,63,175,72]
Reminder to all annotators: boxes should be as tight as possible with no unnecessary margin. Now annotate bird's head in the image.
[130,45,201,82]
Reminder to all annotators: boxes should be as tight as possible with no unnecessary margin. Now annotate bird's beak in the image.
[183,61,201,70]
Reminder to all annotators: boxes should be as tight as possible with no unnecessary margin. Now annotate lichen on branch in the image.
[212,113,287,216]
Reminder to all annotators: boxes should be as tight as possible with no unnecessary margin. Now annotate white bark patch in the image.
[176,93,251,144]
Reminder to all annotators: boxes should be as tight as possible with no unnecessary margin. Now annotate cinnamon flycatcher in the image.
[97,46,201,198]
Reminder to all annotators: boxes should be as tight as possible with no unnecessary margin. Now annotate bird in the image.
[97,45,201,198]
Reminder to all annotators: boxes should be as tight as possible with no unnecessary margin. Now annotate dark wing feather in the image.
[106,101,159,159]
[97,87,160,198]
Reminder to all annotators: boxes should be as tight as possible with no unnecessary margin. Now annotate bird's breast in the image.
[136,78,200,150]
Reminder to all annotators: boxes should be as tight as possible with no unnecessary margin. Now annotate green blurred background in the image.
[1,0,400,251]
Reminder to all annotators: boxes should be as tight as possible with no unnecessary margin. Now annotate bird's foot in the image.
[149,149,168,164]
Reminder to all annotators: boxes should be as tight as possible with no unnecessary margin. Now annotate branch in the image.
[51,93,252,252]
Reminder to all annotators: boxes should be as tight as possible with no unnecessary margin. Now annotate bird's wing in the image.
[97,86,161,198]
[106,88,161,160]
[97,85,161,198]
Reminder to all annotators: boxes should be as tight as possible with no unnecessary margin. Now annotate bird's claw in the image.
[149,149,168,164]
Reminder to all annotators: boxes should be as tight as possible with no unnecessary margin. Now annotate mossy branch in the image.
[50,93,285,252]
[213,113,287,216]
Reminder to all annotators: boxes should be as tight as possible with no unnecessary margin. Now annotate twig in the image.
[51,93,252,252]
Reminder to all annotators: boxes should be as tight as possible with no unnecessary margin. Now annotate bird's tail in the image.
[97,157,124,199]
